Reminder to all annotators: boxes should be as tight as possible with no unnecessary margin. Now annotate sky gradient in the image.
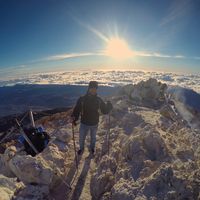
[0,0,200,78]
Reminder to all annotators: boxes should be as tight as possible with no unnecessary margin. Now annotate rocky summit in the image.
[0,78,200,200]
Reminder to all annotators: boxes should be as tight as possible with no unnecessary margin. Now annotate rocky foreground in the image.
[0,78,200,200]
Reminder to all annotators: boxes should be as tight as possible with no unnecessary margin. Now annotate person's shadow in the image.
[70,154,92,200]
[65,154,82,186]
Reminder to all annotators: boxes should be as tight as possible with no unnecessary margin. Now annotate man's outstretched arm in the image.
[99,98,113,114]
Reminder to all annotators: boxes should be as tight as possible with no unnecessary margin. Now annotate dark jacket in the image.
[71,93,112,126]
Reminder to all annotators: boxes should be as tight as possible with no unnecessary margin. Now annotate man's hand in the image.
[72,121,77,126]
[70,116,77,126]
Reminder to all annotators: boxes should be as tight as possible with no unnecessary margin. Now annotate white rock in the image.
[38,144,67,187]
[51,128,71,143]
[0,174,24,200]
[0,146,17,177]
[3,146,17,163]
[8,155,53,185]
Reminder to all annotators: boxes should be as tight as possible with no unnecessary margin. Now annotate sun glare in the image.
[104,37,133,59]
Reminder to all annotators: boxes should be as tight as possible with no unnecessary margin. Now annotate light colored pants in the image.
[79,123,98,151]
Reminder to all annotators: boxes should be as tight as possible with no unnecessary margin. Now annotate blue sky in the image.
[0,0,200,78]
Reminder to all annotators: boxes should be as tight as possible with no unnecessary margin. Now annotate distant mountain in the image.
[0,84,118,117]
[167,86,200,128]
[168,86,200,112]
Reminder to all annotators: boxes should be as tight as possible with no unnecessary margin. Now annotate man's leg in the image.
[79,123,89,152]
[89,125,98,152]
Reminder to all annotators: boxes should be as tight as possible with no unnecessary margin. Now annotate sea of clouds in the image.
[0,70,200,93]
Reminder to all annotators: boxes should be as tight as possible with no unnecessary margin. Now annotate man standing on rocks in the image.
[71,81,112,155]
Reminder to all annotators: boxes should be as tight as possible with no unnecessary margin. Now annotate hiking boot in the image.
[77,149,83,155]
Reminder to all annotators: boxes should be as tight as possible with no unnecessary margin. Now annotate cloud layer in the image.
[0,70,200,94]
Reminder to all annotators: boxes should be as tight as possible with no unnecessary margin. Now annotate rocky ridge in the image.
[0,78,200,200]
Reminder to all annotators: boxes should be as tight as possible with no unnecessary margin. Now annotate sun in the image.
[103,37,133,59]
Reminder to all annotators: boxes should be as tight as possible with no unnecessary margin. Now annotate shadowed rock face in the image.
[123,127,167,161]
[141,166,193,199]
[121,125,170,181]
[120,78,167,109]
[111,105,145,134]
[90,155,116,199]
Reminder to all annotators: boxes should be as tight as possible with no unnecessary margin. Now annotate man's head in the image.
[88,81,98,95]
